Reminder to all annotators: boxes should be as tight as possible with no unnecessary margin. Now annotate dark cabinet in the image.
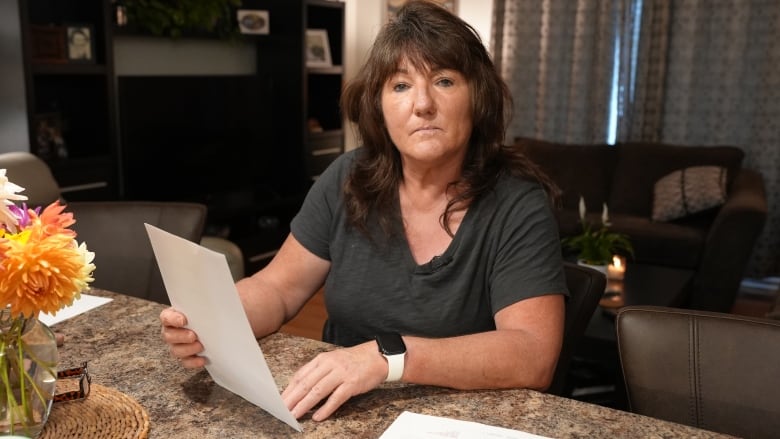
[18,0,118,201]
[252,0,346,184]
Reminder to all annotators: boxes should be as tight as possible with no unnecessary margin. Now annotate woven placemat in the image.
[40,384,150,439]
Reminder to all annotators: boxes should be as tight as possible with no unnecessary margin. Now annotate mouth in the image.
[412,126,440,134]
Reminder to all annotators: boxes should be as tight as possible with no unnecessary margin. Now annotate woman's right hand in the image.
[159,308,207,368]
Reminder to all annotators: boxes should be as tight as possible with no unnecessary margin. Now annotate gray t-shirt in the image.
[291,149,567,346]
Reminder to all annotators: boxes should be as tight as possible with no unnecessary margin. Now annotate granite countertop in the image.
[50,290,733,438]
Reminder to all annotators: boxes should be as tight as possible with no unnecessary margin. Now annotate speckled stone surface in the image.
[49,290,733,438]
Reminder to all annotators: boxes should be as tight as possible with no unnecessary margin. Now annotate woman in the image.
[161,0,566,422]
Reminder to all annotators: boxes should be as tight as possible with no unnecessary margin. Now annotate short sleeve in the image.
[290,151,354,261]
[488,183,569,314]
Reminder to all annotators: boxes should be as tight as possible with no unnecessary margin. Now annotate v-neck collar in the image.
[396,196,479,274]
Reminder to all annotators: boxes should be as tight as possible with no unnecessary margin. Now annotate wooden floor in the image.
[279,282,779,343]
[279,289,327,340]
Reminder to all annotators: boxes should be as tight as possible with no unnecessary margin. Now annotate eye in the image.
[392,82,410,92]
[436,77,454,87]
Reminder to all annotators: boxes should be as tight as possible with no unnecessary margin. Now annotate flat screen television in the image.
[118,75,302,214]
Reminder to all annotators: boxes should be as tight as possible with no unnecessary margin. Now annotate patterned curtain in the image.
[626,0,780,276]
[493,0,779,276]
[492,0,629,144]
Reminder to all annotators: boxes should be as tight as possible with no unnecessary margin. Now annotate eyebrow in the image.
[392,66,450,77]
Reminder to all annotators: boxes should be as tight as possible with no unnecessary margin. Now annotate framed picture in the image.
[237,9,270,35]
[66,25,94,62]
[387,0,457,20]
[30,25,67,63]
[306,29,332,68]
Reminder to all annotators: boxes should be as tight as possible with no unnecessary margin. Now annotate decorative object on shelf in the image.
[29,25,67,63]
[307,118,324,133]
[112,0,128,27]
[123,0,242,40]
[306,29,332,68]
[237,9,269,35]
[0,170,95,437]
[65,25,95,63]
[562,196,634,267]
[32,113,67,161]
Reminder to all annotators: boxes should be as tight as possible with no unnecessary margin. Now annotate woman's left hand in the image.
[282,342,387,421]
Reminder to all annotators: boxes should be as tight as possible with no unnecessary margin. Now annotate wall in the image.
[114,37,256,75]
[0,0,29,153]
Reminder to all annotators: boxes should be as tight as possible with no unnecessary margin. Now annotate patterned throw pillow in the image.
[652,166,728,222]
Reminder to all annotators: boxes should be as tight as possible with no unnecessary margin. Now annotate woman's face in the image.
[381,58,473,168]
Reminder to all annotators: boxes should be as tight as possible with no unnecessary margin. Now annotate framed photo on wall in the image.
[387,0,457,20]
[66,25,95,62]
[306,29,332,68]
[237,9,270,35]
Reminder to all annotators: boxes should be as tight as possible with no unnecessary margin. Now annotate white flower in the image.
[602,202,611,227]
[0,169,28,232]
[578,196,587,222]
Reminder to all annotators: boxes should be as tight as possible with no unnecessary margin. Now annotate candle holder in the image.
[607,255,626,280]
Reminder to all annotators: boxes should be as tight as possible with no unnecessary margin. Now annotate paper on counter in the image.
[39,294,113,326]
[145,224,301,432]
[379,411,552,439]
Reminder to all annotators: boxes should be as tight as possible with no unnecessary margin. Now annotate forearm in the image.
[401,329,559,391]
[235,274,292,338]
[235,234,331,339]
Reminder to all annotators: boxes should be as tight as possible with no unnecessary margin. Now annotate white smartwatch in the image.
[375,333,406,382]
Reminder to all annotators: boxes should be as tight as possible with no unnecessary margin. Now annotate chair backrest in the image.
[547,262,607,395]
[616,305,780,438]
[0,151,61,205]
[69,201,206,304]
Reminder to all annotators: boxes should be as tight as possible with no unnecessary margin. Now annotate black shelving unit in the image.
[251,0,346,184]
[224,0,345,272]
[18,0,119,201]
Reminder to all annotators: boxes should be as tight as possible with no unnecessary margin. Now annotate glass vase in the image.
[0,310,58,438]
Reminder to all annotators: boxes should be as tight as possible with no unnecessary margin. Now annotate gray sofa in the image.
[516,138,768,312]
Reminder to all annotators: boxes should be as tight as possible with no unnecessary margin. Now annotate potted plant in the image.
[122,0,242,40]
[562,196,634,274]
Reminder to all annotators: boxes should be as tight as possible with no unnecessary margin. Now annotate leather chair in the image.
[67,201,206,304]
[0,151,245,303]
[548,262,607,396]
[616,305,780,438]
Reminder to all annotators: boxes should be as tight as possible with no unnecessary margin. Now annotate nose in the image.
[413,86,435,116]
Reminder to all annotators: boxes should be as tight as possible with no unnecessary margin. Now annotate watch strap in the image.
[384,352,404,382]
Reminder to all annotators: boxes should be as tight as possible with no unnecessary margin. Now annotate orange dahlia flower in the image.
[0,201,95,318]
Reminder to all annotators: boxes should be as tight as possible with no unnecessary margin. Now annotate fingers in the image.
[282,343,387,421]
[160,307,187,327]
[312,385,353,421]
[159,307,206,369]
[179,354,207,369]
[283,357,335,418]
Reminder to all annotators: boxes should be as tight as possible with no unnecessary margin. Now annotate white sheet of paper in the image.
[145,224,301,432]
[379,411,552,439]
[39,294,113,326]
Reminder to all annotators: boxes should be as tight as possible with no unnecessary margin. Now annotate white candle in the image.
[608,255,626,280]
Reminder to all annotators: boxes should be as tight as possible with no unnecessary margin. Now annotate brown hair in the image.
[341,0,558,238]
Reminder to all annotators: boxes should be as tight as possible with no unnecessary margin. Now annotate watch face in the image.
[376,334,406,355]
